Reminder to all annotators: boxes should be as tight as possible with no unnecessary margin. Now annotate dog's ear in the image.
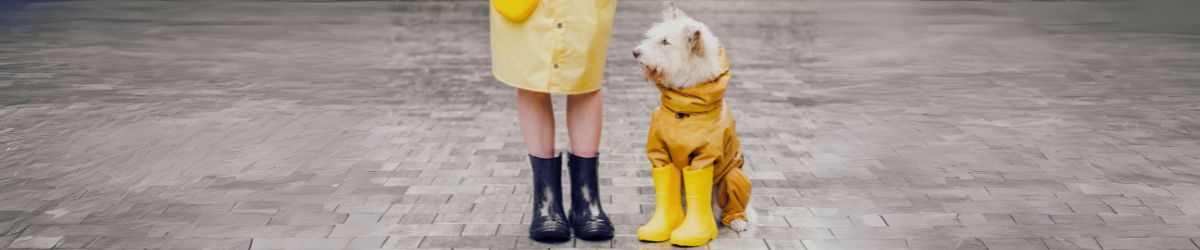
[686,25,705,57]
[662,1,686,20]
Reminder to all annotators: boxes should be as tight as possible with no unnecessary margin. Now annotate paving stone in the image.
[231,201,288,214]
[432,213,522,224]
[329,224,464,237]
[171,238,253,249]
[1049,214,1105,225]
[936,226,1041,238]
[944,201,1073,215]
[396,213,437,225]
[268,212,348,226]
[786,215,853,227]
[53,235,98,249]
[880,213,960,226]
[906,237,957,250]
[138,213,202,225]
[495,224,529,237]
[346,236,388,249]
[163,204,234,215]
[379,236,424,248]
[750,227,835,239]
[147,224,194,238]
[1096,237,1199,250]
[709,238,769,249]
[249,238,351,250]
[830,226,938,239]
[1149,204,1186,215]
[983,214,1019,225]
[1041,237,1102,250]
[20,224,148,238]
[1100,213,1164,224]
[343,213,383,224]
[196,213,273,225]
[574,238,615,248]
[418,236,518,248]
[980,238,1049,250]
[460,224,499,236]
[334,203,391,214]
[255,226,335,238]
[1163,215,1200,225]
[801,239,908,250]
[404,185,486,195]
[956,238,989,250]
[1013,214,1056,225]
[941,225,1200,238]
[1102,197,1145,206]
[187,225,264,238]
[850,214,888,227]
[1111,205,1157,215]
[1067,203,1116,214]
[8,236,61,249]
[765,239,809,250]
[85,237,172,249]
[989,186,1059,196]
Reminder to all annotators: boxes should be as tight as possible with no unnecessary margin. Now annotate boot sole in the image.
[573,224,614,241]
[669,237,715,247]
[669,230,716,247]
[530,224,572,243]
[575,231,614,241]
[529,231,572,243]
[636,233,670,242]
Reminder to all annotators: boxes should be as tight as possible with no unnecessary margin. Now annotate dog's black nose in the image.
[632,50,641,58]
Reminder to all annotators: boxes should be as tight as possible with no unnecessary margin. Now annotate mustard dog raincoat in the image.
[646,47,751,225]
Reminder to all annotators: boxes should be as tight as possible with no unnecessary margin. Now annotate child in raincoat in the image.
[489,0,618,243]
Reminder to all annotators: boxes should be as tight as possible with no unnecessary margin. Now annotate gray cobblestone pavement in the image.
[3,0,1200,249]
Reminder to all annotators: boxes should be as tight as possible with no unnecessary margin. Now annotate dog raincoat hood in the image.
[654,47,731,115]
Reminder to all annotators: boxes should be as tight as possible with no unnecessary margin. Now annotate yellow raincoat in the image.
[646,47,751,225]
[489,0,618,94]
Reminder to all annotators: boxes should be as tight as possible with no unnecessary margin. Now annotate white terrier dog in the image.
[633,1,754,233]
[632,3,724,89]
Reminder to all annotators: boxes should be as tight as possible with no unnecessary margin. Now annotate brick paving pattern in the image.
[2,0,1200,249]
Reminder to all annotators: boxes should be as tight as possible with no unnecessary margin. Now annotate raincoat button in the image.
[557,22,563,29]
[553,63,559,69]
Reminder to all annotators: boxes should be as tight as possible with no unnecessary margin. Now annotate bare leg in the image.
[565,89,613,240]
[566,90,603,157]
[517,89,555,158]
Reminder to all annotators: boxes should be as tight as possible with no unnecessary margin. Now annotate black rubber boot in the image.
[567,152,615,241]
[528,154,571,242]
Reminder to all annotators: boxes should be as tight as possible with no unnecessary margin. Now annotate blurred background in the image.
[1,0,1199,249]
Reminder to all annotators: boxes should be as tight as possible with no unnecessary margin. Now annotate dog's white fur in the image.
[634,1,751,232]
[633,1,724,89]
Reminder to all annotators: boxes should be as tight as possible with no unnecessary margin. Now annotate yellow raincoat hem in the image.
[494,69,602,95]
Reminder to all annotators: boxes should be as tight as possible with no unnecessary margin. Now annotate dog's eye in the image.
[661,39,669,46]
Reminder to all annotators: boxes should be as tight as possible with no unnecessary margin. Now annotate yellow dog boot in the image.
[637,164,684,242]
[670,167,718,246]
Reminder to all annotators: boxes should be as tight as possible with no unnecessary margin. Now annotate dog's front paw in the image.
[729,219,749,232]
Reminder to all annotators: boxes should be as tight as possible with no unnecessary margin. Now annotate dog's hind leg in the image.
[715,155,751,231]
[712,184,752,232]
